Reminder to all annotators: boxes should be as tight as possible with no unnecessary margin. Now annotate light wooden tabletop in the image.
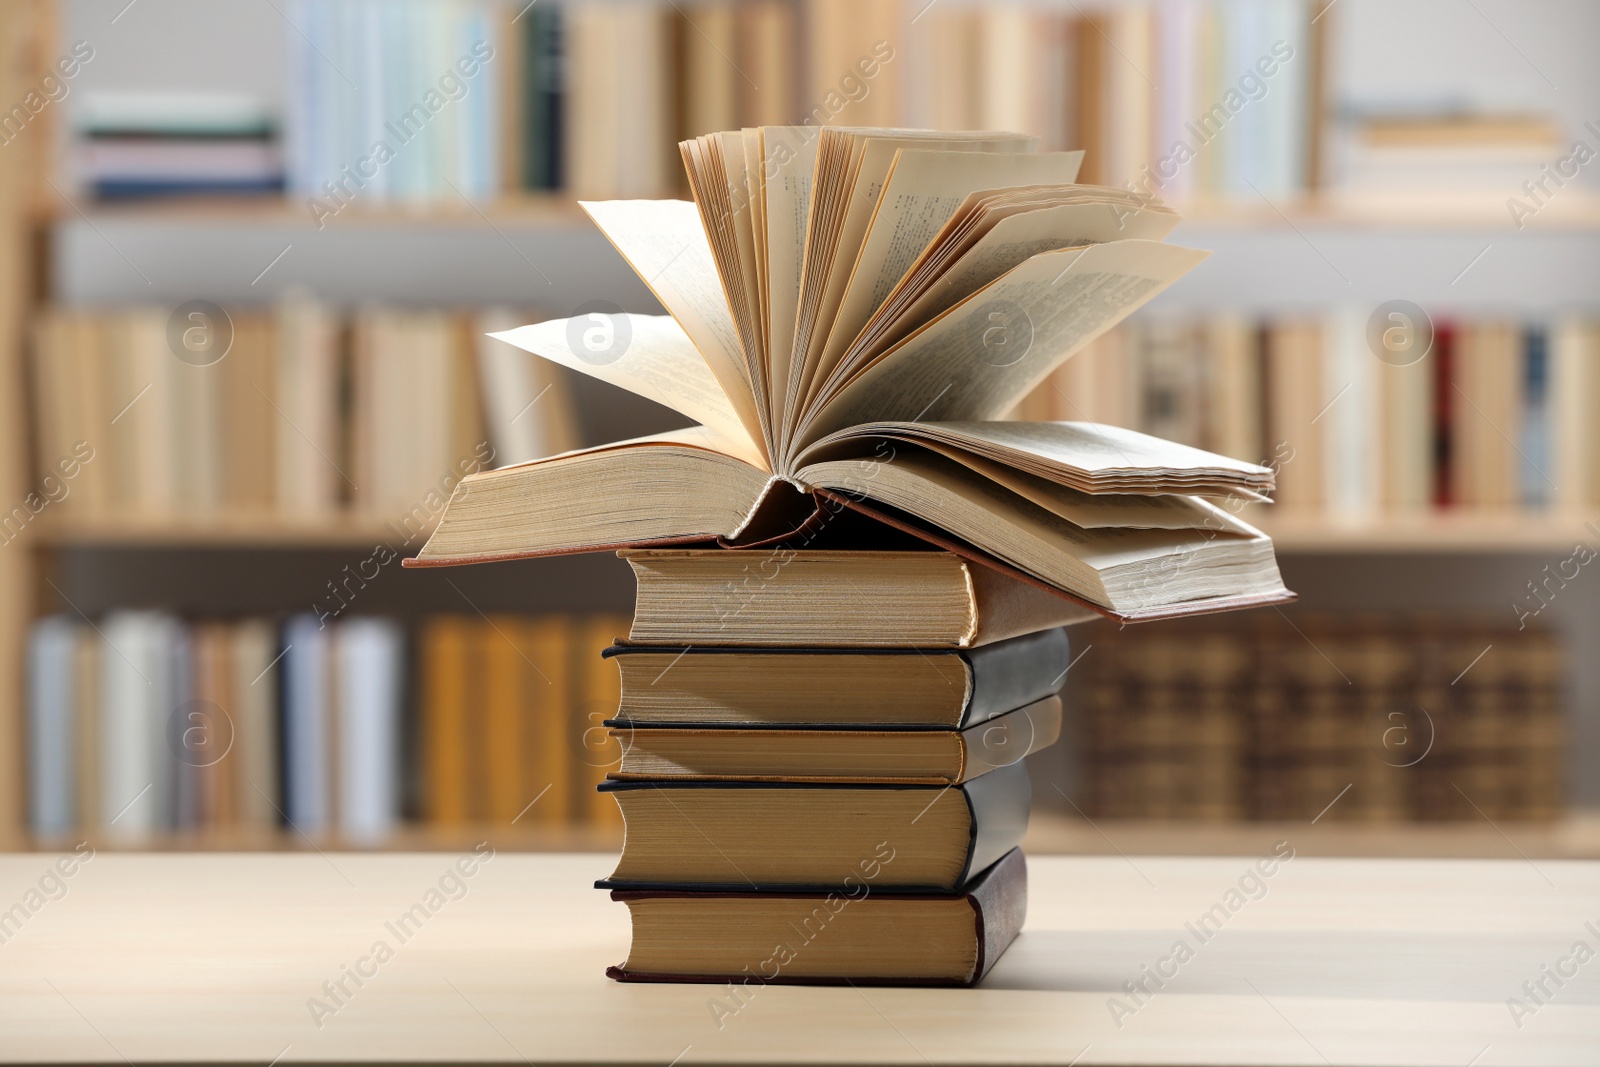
[0,848,1595,1066]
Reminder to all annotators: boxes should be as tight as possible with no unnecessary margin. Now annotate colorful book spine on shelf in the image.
[916,0,1319,199]
[22,612,627,843]
[284,0,501,206]
[272,0,1326,204]
[1016,312,1600,518]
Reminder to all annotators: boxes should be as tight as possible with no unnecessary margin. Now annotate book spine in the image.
[1519,324,1552,509]
[478,614,521,822]
[283,615,332,833]
[338,617,404,843]
[962,627,1072,726]
[956,760,1031,886]
[26,618,78,837]
[967,848,1028,985]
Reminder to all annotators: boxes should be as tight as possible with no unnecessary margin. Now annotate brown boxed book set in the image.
[408,126,1291,983]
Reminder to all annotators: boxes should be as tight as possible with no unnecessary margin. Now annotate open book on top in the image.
[408,126,1293,621]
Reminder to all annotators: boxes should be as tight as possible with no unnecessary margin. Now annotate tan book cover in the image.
[735,0,797,128]
[421,617,472,824]
[481,614,525,823]
[1264,319,1324,511]
[522,616,574,826]
[222,313,277,513]
[1451,322,1520,509]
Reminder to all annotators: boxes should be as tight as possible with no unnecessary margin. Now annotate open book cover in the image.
[406,126,1294,621]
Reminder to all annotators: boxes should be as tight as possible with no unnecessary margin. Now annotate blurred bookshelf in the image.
[42,189,1600,231]
[14,812,1600,859]
[1,0,1597,849]
[30,514,404,548]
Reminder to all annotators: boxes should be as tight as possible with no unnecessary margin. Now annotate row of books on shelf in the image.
[32,304,1599,535]
[73,91,283,200]
[26,612,628,842]
[1074,614,1565,821]
[917,0,1317,198]
[66,0,1331,205]
[1015,314,1600,514]
[27,302,580,528]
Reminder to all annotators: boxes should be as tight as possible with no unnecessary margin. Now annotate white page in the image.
[791,132,1035,421]
[741,129,769,350]
[803,419,1274,496]
[870,200,1181,360]
[489,315,758,459]
[761,127,819,411]
[338,618,403,845]
[798,240,1208,452]
[816,149,1086,392]
[579,200,765,456]
[842,440,1256,532]
[715,130,765,383]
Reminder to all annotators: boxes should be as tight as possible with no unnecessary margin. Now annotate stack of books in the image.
[409,125,1293,982]
[74,92,282,200]
[590,551,1079,985]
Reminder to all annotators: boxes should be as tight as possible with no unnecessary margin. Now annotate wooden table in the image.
[0,849,1595,1065]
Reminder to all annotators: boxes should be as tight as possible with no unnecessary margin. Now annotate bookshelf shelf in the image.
[31,513,423,549]
[45,191,1600,235]
[40,192,594,230]
[1257,511,1600,552]
[16,812,1596,859]
[24,511,1600,554]
[1175,191,1600,232]
[16,821,624,854]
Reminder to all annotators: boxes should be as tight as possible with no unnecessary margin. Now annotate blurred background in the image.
[2,0,1597,857]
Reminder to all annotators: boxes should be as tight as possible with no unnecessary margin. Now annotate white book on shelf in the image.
[27,616,79,837]
[1154,0,1202,202]
[283,0,313,196]
[331,0,365,197]
[337,617,404,844]
[283,614,333,833]
[357,0,389,201]
[1268,0,1311,195]
[99,611,179,840]
[1324,309,1378,519]
[459,1,499,198]
[169,623,200,830]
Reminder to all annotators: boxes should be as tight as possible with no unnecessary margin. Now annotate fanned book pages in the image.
[407,126,1294,620]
